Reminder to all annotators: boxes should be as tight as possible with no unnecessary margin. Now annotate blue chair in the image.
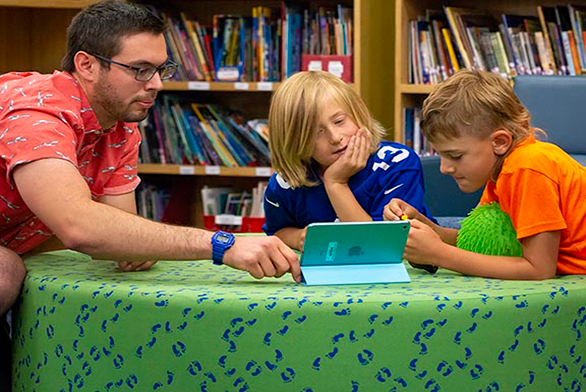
[513,75,586,166]
[421,155,482,228]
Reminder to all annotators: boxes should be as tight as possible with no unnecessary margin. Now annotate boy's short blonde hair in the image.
[268,71,386,188]
[421,69,533,144]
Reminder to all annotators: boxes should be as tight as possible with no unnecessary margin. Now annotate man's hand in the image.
[223,236,301,283]
[323,128,370,185]
[117,260,158,271]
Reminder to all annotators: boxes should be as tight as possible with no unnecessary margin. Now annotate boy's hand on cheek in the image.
[403,219,444,265]
[323,128,370,185]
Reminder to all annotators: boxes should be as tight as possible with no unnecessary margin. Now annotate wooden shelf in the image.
[163,81,281,92]
[400,84,435,95]
[0,0,96,8]
[138,164,273,178]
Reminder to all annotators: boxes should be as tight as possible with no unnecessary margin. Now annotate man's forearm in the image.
[60,200,214,262]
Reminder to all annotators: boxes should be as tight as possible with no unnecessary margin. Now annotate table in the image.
[12,250,586,391]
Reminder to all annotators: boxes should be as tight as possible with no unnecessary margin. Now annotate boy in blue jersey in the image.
[263,71,436,251]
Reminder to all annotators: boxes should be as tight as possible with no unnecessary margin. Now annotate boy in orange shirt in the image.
[384,69,586,279]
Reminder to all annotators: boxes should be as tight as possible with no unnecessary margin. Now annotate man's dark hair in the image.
[61,0,165,73]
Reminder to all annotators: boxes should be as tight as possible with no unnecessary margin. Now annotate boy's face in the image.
[312,98,360,170]
[432,133,500,193]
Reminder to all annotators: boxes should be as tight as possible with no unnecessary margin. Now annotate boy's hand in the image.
[297,227,307,252]
[323,128,370,185]
[403,219,444,267]
[384,198,420,221]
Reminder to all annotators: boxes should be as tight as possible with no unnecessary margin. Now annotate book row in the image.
[156,2,353,83]
[136,181,268,232]
[136,182,171,223]
[138,97,271,167]
[409,5,586,84]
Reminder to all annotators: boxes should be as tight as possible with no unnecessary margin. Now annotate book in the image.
[568,4,586,71]
[557,6,579,75]
[444,7,500,71]
[539,6,568,74]
[537,6,559,74]
[181,13,212,81]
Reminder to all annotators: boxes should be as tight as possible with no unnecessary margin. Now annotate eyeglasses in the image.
[89,52,177,82]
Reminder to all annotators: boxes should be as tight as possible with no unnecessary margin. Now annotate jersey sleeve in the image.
[101,124,141,195]
[262,174,299,235]
[368,143,437,222]
[495,168,566,239]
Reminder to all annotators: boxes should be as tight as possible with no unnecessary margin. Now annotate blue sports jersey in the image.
[263,141,436,235]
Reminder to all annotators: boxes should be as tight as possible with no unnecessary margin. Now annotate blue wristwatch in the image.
[211,231,235,265]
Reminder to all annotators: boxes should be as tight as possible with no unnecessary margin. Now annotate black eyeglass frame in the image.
[88,52,177,82]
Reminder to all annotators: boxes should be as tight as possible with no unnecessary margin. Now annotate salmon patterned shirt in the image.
[0,71,141,254]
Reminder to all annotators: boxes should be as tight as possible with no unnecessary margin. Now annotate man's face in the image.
[432,133,499,193]
[93,32,167,128]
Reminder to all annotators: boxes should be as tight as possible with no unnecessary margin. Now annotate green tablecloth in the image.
[13,250,586,391]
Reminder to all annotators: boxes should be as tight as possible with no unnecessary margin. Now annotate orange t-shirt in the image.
[480,135,586,274]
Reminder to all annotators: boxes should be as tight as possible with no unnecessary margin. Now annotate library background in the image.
[2,0,585,233]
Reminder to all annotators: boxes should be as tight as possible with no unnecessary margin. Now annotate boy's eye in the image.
[449,155,462,160]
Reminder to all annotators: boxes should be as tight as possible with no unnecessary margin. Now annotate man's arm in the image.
[99,192,138,213]
[99,192,157,271]
[14,159,301,281]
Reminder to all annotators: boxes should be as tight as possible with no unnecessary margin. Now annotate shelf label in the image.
[255,167,272,177]
[205,165,221,175]
[215,214,243,226]
[179,165,196,175]
[308,60,323,71]
[216,67,240,81]
[188,81,211,90]
[234,82,250,90]
[328,61,344,78]
[257,82,273,91]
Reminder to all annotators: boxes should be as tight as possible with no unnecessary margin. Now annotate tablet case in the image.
[300,221,411,285]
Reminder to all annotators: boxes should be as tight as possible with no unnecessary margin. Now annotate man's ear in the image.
[490,129,513,156]
[73,51,99,82]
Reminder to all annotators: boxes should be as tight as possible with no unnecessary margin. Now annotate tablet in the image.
[300,221,411,285]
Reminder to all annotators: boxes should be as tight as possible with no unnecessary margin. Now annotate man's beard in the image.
[94,77,154,124]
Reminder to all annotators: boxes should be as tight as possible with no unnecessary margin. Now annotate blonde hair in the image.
[268,71,386,188]
[421,69,541,180]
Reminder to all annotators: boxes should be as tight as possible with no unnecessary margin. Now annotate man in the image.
[0,0,301,319]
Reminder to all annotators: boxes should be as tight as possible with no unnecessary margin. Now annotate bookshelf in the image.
[393,0,586,144]
[0,0,395,228]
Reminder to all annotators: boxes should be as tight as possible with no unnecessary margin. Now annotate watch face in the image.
[217,235,231,243]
